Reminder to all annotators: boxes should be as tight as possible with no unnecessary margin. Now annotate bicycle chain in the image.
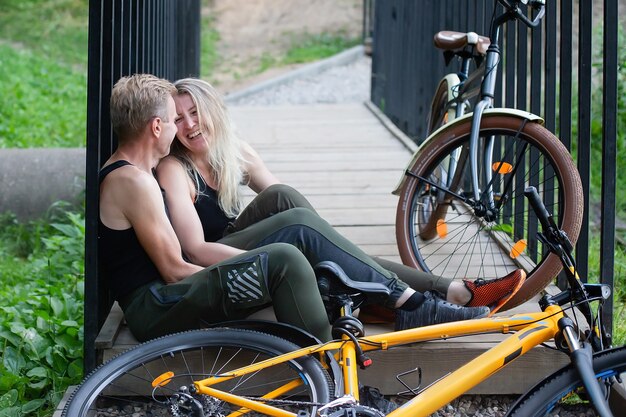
[238,395,325,407]
[168,394,385,417]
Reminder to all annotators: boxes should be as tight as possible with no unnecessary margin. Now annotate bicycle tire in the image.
[396,114,583,309]
[506,345,626,416]
[62,328,333,417]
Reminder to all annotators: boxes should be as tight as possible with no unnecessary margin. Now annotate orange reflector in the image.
[509,239,527,259]
[152,371,174,388]
[443,112,449,124]
[437,219,448,238]
[492,162,513,174]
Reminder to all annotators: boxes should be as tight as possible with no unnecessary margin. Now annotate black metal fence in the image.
[371,0,619,337]
[84,0,201,372]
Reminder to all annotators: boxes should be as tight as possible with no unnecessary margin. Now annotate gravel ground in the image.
[224,53,600,417]
[226,54,372,106]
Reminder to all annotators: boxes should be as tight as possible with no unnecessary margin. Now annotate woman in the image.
[156,78,524,330]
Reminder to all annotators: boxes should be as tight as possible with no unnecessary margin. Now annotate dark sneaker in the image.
[463,269,526,316]
[359,386,398,413]
[394,292,489,330]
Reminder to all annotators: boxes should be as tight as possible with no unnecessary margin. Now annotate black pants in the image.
[224,184,452,295]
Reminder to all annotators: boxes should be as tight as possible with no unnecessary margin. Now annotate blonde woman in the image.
[156,78,524,330]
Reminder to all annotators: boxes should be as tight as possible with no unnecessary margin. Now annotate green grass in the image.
[0,44,87,148]
[200,11,221,80]
[0,0,88,148]
[0,0,89,69]
[283,31,361,65]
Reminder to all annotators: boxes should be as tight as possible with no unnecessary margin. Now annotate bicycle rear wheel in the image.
[426,75,460,134]
[396,114,583,309]
[62,328,332,417]
[419,76,464,240]
[506,345,626,416]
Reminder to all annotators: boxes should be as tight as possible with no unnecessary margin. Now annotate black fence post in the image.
[601,0,618,342]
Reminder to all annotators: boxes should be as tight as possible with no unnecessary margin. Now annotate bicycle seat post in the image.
[458,54,472,83]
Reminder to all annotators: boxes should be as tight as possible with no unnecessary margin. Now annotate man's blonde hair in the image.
[110,74,176,141]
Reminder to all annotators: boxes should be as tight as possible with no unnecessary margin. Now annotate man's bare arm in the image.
[113,168,203,282]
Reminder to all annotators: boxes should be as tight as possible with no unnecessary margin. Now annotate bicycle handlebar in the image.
[524,186,552,232]
[498,0,545,28]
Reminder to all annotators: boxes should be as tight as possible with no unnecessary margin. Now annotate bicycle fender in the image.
[391,109,545,195]
[436,73,462,108]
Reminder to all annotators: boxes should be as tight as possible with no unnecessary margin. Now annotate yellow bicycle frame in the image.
[191,305,565,417]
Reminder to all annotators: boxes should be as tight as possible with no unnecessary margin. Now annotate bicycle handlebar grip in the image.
[524,186,552,232]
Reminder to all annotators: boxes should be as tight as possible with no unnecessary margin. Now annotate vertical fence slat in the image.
[576,0,593,283]
[601,0,618,340]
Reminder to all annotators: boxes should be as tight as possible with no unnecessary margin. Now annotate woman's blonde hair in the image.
[171,78,247,217]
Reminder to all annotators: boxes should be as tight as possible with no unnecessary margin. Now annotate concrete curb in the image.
[363,100,419,154]
[225,45,365,104]
[0,148,86,220]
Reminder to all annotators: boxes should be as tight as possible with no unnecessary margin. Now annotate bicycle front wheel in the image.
[396,114,583,309]
[506,345,626,416]
[62,328,333,417]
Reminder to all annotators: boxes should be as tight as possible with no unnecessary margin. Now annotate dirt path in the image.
[206,0,363,93]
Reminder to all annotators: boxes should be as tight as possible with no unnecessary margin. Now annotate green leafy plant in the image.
[0,208,85,416]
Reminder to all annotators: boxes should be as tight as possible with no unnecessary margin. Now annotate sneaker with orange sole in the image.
[463,269,526,316]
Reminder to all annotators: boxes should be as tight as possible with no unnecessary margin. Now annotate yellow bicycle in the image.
[63,187,622,416]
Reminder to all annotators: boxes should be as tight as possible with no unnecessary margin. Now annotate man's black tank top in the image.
[98,160,161,300]
[193,174,234,242]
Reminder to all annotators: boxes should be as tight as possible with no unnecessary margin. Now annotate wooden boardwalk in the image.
[232,103,408,262]
[93,103,568,400]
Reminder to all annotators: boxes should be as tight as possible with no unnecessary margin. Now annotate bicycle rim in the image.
[506,345,626,416]
[62,328,332,417]
[396,115,583,309]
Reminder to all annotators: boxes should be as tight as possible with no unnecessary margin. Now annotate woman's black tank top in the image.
[98,160,161,300]
[193,174,234,242]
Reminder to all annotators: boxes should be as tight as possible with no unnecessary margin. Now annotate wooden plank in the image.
[94,302,124,349]
[242,193,399,210]
[257,150,410,162]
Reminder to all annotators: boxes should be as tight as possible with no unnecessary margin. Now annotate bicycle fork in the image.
[559,317,615,417]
